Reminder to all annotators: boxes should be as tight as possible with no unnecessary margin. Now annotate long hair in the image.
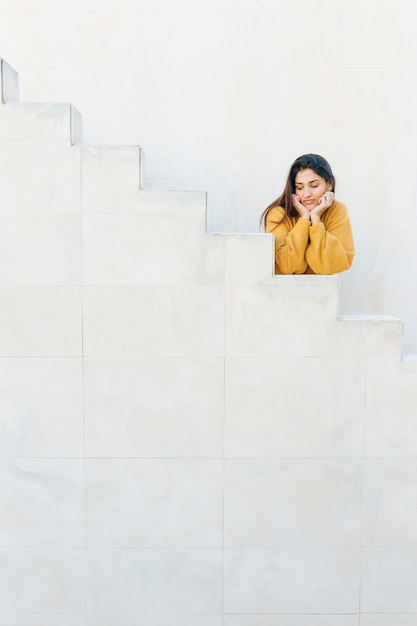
[260,154,336,228]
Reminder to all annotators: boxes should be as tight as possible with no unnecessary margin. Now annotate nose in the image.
[301,187,311,198]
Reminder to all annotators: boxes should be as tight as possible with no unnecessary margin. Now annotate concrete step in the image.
[0,102,82,143]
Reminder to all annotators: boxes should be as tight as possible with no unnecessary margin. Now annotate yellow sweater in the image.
[265,200,355,275]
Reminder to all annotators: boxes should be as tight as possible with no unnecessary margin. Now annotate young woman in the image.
[261,154,354,274]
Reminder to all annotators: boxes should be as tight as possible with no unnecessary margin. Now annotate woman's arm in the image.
[265,207,310,274]
[305,201,355,274]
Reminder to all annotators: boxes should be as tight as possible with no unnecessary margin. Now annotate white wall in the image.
[1,0,417,351]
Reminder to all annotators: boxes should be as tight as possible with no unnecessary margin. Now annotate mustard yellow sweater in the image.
[265,200,355,275]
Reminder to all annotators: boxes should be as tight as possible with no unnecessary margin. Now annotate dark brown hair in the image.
[260,153,336,228]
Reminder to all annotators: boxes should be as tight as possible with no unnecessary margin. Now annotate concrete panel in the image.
[330,316,403,359]
[0,459,84,546]
[225,356,365,458]
[0,141,80,213]
[225,278,339,357]
[363,460,417,547]
[82,212,223,286]
[361,548,417,612]
[0,548,85,612]
[328,318,368,357]
[135,189,206,211]
[87,549,223,614]
[81,146,142,212]
[0,287,82,356]
[85,459,223,547]
[224,459,362,548]
[0,358,83,457]
[84,356,223,457]
[224,547,360,613]
[225,233,274,284]
[83,286,224,357]
[365,357,417,457]
[365,316,403,358]
[0,213,81,285]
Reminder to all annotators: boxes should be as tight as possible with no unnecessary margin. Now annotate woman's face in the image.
[294,168,332,211]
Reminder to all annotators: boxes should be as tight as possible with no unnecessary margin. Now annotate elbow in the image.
[325,255,355,275]
[340,250,355,273]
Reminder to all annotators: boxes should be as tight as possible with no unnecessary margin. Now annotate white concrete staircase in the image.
[1,59,417,626]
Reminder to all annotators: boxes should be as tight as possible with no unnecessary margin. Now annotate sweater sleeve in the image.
[265,207,310,274]
[305,201,355,274]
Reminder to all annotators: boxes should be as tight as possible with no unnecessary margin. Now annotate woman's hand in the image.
[292,194,311,220]
[310,191,335,224]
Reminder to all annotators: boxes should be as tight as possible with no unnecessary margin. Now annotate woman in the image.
[261,154,354,275]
